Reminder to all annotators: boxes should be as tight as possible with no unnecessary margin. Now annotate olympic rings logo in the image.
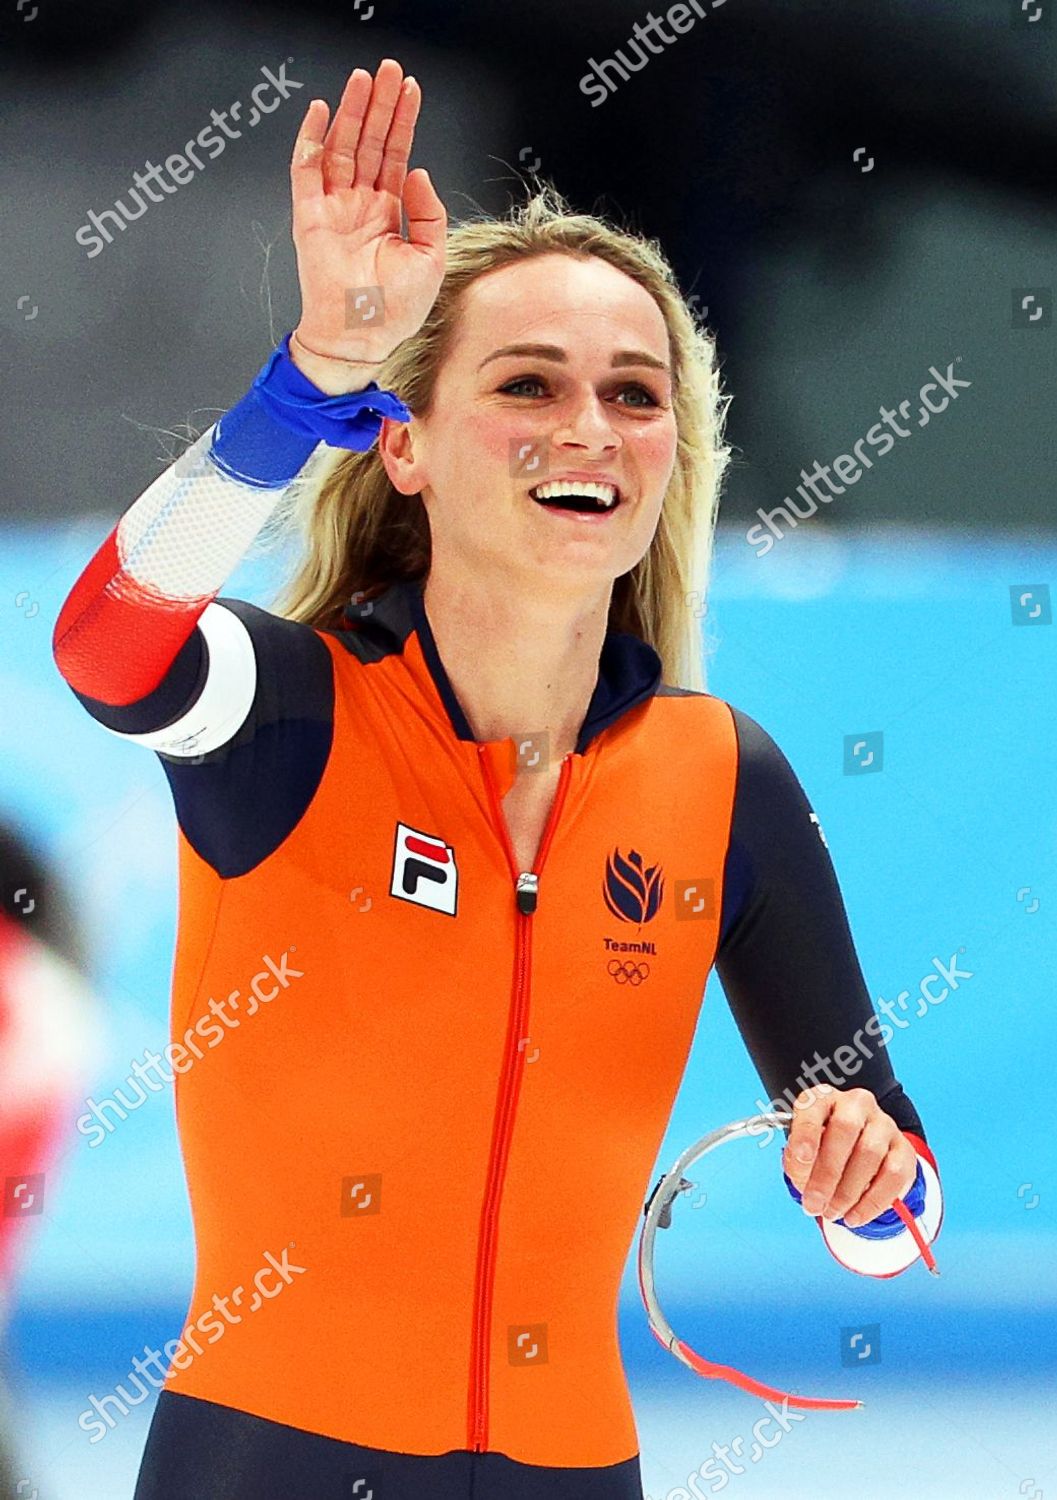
[607,959,650,986]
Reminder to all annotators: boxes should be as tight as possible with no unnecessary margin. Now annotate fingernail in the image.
[802,1194,823,1214]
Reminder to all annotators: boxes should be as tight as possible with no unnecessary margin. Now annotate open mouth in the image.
[528,480,621,514]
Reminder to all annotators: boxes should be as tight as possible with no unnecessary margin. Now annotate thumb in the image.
[403,167,447,262]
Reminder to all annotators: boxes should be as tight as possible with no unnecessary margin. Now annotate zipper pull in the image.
[516,872,538,915]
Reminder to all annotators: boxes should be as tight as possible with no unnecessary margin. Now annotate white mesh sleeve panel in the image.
[113,427,325,604]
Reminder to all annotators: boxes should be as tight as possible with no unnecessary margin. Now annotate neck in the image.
[421,567,612,764]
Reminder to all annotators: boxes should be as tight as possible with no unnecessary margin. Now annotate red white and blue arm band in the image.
[783,1130,943,1277]
[51,333,410,715]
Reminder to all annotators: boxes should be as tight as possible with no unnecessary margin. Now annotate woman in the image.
[52,58,942,1500]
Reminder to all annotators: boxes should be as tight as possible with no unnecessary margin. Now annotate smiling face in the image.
[380,252,679,599]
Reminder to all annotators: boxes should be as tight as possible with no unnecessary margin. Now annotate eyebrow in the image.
[478,342,670,373]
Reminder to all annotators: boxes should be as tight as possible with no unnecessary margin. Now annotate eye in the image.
[497,375,661,407]
[498,375,547,397]
[616,384,660,408]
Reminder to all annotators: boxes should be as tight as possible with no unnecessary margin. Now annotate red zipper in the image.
[467,745,574,1452]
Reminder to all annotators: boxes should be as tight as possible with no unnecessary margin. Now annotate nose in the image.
[551,387,621,452]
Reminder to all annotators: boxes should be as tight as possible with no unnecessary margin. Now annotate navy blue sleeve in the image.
[716,705,926,1142]
[68,599,335,879]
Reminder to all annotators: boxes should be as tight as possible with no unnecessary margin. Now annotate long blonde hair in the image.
[265,182,732,691]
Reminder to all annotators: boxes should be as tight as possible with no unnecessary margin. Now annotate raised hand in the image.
[289,59,447,378]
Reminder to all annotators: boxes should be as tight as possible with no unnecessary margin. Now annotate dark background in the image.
[1,0,1053,531]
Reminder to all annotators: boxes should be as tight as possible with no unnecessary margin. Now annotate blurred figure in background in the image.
[0,823,101,1500]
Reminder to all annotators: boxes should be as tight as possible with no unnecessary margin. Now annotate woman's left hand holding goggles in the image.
[781,1084,918,1229]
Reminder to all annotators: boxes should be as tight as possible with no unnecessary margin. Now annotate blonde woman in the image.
[53,57,942,1500]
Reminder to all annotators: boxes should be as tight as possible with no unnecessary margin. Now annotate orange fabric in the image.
[162,626,739,1469]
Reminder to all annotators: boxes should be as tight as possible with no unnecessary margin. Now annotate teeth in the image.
[531,480,618,507]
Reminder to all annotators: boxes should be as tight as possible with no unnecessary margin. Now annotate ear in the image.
[377,414,425,498]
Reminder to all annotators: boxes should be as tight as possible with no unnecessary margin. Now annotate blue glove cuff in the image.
[209,330,413,488]
[783,1161,926,1240]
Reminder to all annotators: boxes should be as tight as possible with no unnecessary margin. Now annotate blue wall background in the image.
[2,520,1053,1498]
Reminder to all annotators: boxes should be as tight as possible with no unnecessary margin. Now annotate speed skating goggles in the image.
[637,1109,940,1412]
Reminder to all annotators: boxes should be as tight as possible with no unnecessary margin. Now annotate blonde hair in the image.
[265,182,732,691]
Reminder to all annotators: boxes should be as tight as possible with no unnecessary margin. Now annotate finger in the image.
[843,1139,918,1228]
[376,76,421,199]
[817,1120,892,1222]
[290,98,329,212]
[321,67,373,193]
[799,1096,871,1215]
[352,57,406,191]
[403,168,447,261]
[782,1083,837,1188]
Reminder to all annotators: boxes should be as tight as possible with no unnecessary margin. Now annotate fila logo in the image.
[390,821,458,916]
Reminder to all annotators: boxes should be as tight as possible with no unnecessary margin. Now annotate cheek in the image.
[638,419,678,474]
[631,420,679,511]
[426,412,530,536]
[464,408,555,500]
[629,424,677,536]
[484,408,546,476]
[438,407,531,484]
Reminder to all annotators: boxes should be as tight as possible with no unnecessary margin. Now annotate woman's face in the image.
[384,252,679,597]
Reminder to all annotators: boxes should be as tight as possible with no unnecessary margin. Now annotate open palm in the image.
[290,59,447,363]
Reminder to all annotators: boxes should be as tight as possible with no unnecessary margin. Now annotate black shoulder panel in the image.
[68,627,207,736]
[158,599,336,879]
